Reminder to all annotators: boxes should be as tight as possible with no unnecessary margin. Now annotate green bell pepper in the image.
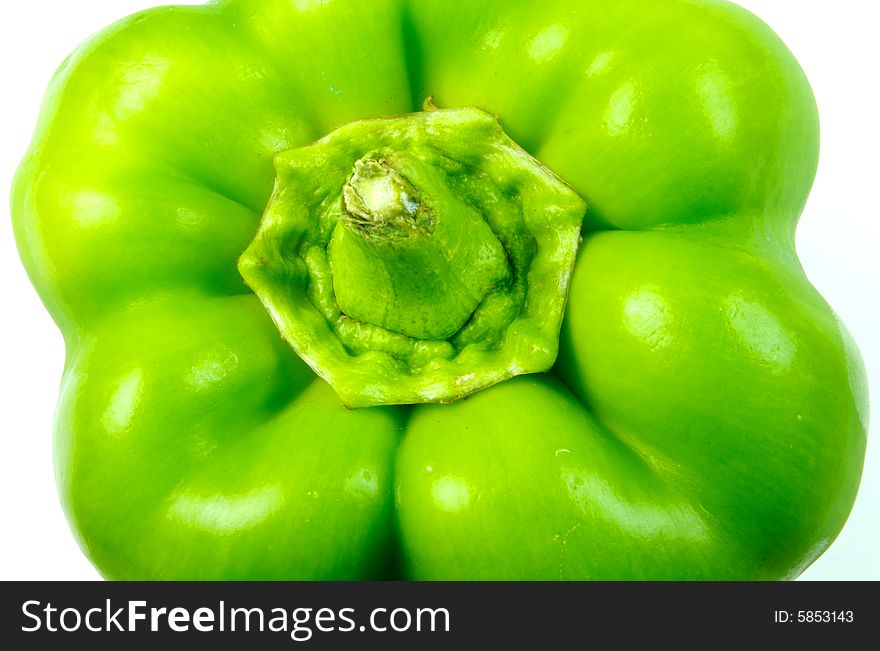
[12,0,867,580]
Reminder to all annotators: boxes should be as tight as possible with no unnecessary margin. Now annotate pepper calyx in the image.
[239,107,585,408]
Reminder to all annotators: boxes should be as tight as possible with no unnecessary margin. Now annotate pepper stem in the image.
[329,150,511,340]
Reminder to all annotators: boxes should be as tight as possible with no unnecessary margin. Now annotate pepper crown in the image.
[239,106,585,407]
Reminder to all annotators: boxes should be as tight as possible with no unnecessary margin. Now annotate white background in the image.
[0,1,877,581]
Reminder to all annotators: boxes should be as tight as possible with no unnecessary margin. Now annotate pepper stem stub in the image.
[342,153,425,239]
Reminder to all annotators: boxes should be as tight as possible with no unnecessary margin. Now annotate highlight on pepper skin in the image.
[11,0,867,580]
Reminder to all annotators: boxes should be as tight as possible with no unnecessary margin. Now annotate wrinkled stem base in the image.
[239,107,585,407]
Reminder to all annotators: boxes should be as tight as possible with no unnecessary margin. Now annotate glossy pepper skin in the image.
[12,0,867,580]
